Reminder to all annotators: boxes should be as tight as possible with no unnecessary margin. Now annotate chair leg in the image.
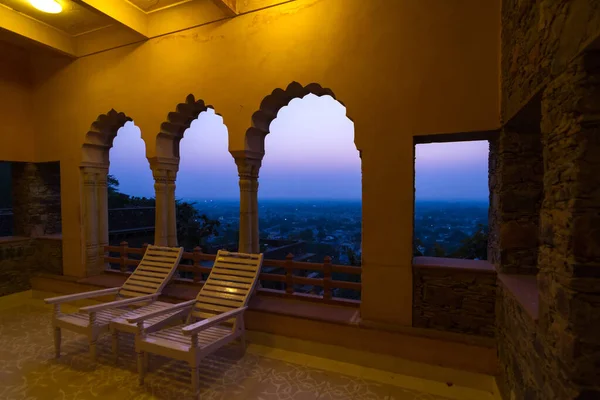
[137,351,146,385]
[143,351,149,372]
[191,365,199,396]
[112,331,119,363]
[240,332,247,355]
[53,327,61,358]
[89,340,97,361]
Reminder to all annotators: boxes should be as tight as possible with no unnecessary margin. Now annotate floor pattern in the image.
[0,302,454,400]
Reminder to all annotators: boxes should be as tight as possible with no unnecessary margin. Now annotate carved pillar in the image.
[150,158,179,247]
[96,172,109,270]
[80,164,108,276]
[232,151,262,254]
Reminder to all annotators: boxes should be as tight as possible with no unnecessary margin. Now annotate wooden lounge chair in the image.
[45,245,184,361]
[126,250,263,395]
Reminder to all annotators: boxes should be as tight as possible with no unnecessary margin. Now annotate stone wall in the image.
[496,282,547,400]
[0,237,62,296]
[412,259,496,337]
[537,51,600,398]
[502,0,600,119]
[488,127,543,275]
[11,162,61,236]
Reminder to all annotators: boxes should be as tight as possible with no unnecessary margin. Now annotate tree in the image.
[413,237,424,256]
[298,228,314,242]
[107,174,220,250]
[450,224,488,260]
[175,200,220,251]
[317,230,326,241]
[432,243,446,257]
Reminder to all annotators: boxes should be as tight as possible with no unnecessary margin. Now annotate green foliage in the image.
[107,174,220,250]
[450,224,488,260]
[415,224,488,260]
[433,243,446,257]
[175,200,220,251]
[413,237,424,257]
[298,228,314,242]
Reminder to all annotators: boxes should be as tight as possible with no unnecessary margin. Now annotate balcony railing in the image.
[104,242,361,307]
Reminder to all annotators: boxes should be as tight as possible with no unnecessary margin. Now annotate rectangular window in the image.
[413,140,490,260]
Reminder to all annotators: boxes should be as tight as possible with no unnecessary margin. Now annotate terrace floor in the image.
[0,292,492,400]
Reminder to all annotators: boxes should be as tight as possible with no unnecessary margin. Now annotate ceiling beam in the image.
[0,4,75,57]
[78,0,148,38]
[212,0,238,16]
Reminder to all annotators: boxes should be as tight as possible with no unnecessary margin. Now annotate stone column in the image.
[232,151,262,254]
[150,158,179,247]
[537,51,600,398]
[80,165,108,276]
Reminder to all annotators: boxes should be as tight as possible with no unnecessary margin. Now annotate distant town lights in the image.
[29,0,62,13]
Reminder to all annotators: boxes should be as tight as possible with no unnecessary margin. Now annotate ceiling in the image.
[0,0,112,36]
[0,0,289,58]
[127,0,191,13]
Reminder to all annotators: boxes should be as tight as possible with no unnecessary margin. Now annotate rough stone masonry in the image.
[413,264,496,337]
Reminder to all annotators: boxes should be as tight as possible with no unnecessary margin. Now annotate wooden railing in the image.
[104,242,362,307]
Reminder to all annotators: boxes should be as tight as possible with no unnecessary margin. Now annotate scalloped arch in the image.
[156,94,217,159]
[245,81,347,155]
[81,109,133,166]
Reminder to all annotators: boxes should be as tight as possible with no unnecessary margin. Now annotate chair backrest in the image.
[190,250,263,322]
[118,245,184,298]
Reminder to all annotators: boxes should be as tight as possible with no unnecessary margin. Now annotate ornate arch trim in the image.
[245,81,342,155]
[82,109,133,166]
[157,94,216,159]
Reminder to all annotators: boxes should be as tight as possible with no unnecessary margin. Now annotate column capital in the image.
[80,164,108,185]
[148,157,178,183]
[232,150,262,180]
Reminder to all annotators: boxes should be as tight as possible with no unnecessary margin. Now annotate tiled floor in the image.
[0,296,464,400]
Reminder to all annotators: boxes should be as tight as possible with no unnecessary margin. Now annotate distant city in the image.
[183,198,489,264]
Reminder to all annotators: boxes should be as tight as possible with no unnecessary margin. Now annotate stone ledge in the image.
[36,234,62,241]
[413,257,496,274]
[0,236,31,244]
[497,273,538,321]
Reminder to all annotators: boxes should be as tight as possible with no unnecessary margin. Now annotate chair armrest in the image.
[126,300,196,323]
[182,306,247,336]
[44,287,120,304]
[80,294,158,313]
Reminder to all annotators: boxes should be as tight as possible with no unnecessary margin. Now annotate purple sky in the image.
[109,95,488,201]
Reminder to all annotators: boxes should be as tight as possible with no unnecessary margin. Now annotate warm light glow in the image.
[29,0,62,13]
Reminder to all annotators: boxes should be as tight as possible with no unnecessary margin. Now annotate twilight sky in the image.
[109,95,488,201]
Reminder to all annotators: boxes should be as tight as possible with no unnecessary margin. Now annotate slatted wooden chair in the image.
[44,245,183,361]
[126,250,263,396]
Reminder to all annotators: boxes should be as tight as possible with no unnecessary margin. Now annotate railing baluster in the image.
[193,247,202,283]
[120,241,128,273]
[323,256,332,300]
[285,253,294,296]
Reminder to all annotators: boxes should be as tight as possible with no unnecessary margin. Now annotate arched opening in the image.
[257,89,361,299]
[80,109,133,276]
[107,121,154,247]
[176,108,239,253]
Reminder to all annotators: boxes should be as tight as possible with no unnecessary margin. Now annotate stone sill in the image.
[0,236,31,244]
[36,234,62,241]
[498,273,539,321]
[413,257,496,274]
[0,234,62,244]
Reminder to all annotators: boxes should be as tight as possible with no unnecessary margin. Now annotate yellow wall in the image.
[27,0,501,325]
[0,40,36,162]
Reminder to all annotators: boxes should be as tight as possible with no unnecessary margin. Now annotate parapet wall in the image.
[412,257,496,337]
